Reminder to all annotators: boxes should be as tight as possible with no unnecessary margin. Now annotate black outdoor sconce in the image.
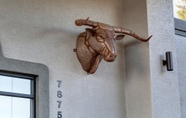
[163,51,173,71]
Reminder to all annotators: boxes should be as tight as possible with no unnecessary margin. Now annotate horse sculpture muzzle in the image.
[74,18,152,74]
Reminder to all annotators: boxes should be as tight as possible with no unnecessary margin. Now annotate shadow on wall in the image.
[161,54,166,74]
[125,41,149,77]
[34,27,84,74]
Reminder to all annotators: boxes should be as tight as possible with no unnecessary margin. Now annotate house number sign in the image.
[57,80,62,118]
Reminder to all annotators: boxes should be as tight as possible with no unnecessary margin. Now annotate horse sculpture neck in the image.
[74,30,102,74]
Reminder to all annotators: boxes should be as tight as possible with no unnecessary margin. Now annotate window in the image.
[173,0,186,36]
[0,72,36,118]
[173,0,186,20]
[0,42,49,118]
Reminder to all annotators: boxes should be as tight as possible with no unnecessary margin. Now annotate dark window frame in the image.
[174,18,186,37]
[0,71,36,118]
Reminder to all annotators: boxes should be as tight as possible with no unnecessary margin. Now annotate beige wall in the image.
[147,0,181,117]
[122,0,152,118]
[0,0,183,118]
[123,0,181,118]
[0,0,126,118]
[176,35,186,118]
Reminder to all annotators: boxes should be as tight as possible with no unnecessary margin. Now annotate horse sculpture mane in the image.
[74,18,152,74]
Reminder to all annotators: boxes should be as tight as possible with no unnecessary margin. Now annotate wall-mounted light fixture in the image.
[163,51,173,71]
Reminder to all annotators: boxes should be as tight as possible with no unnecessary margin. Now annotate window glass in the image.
[0,76,12,92]
[0,96,31,118]
[12,78,31,94]
[0,96,11,118]
[173,0,186,20]
[0,75,31,94]
[0,74,35,118]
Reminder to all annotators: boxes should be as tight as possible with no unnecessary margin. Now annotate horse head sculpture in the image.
[74,18,152,74]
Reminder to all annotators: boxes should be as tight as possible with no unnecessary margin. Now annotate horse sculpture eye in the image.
[96,35,105,42]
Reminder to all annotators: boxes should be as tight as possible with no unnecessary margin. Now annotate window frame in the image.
[0,71,36,118]
[0,42,49,118]
[174,18,186,37]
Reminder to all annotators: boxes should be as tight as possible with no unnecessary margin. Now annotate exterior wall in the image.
[0,0,126,118]
[176,35,186,118]
[0,0,184,118]
[0,43,49,118]
[122,0,152,118]
[123,0,182,118]
[147,0,181,117]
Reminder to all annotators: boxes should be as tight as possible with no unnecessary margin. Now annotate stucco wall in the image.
[0,0,183,118]
[147,0,181,117]
[122,0,152,118]
[123,0,182,118]
[176,35,186,118]
[0,0,126,118]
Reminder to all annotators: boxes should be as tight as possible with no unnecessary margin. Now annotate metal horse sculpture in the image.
[74,18,152,74]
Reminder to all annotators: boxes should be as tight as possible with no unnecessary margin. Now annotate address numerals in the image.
[57,80,62,118]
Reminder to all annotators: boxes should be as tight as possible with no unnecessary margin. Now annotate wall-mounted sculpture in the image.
[74,18,152,74]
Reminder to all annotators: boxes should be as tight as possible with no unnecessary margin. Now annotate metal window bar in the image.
[0,91,34,98]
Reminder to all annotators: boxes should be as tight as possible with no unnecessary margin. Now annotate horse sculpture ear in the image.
[115,35,125,40]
